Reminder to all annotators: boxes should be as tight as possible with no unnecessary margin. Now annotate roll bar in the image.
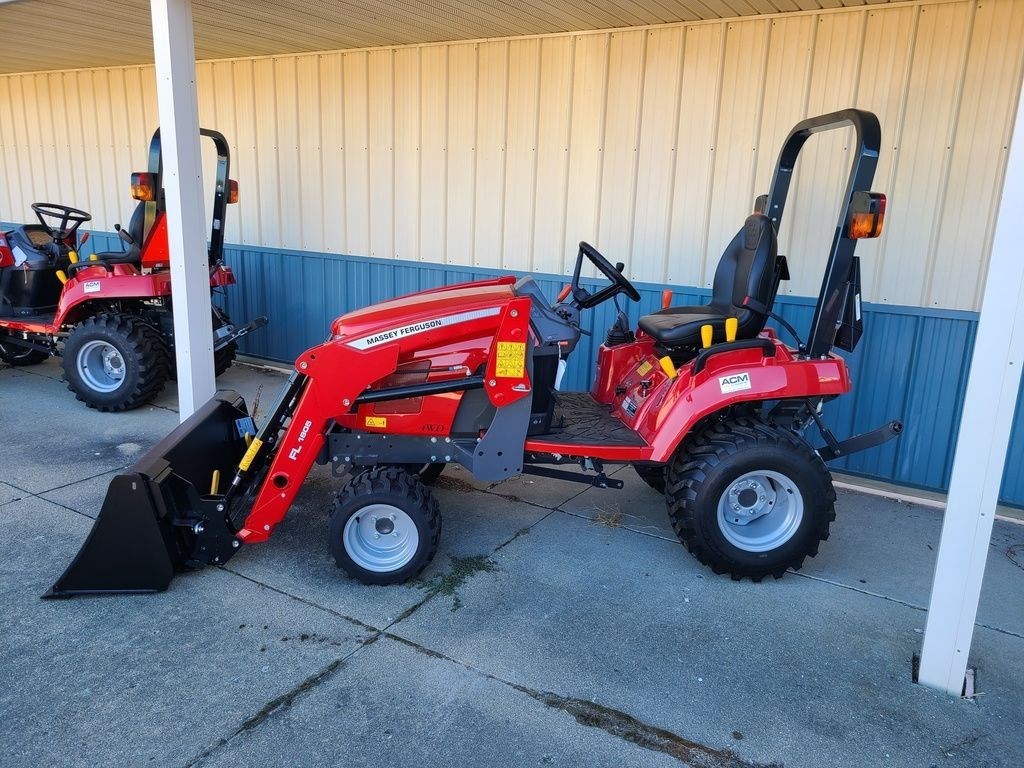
[761,109,882,358]
[143,128,232,264]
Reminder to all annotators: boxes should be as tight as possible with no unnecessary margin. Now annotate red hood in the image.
[330,277,516,341]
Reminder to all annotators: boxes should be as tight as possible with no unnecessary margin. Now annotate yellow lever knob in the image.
[700,324,713,349]
[659,355,678,379]
[725,317,738,343]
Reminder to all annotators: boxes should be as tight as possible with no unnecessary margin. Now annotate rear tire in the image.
[166,310,237,380]
[632,463,666,494]
[0,341,47,366]
[329,466,441,585]
[63,313,170,411]
[665,417,836,581]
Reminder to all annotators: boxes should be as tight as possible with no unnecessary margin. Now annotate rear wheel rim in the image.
[76,340,126,393]
[343,503,419,572]
[716,470,804,552]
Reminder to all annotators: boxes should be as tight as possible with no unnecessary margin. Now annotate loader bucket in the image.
[45,391,252,598]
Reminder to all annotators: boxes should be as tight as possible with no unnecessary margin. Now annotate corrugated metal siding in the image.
[1,1,1022,312]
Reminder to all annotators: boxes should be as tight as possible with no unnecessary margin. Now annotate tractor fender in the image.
[53,267,172,328]
[644,353,850,463]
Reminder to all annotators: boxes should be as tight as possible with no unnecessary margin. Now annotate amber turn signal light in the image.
[227,179,239,204]
[847,191,886,239]
[130,172,157,201]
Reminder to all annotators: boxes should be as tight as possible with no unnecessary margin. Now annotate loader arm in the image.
[234,341,399,542]
[236,297,534,540]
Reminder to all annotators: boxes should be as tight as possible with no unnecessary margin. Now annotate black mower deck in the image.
[532,392,646,448]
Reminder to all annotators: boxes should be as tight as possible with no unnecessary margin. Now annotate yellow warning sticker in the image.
[238,437,263,471]
[495,341,526,378]
[365,416,388,428]
[636,360,653,377]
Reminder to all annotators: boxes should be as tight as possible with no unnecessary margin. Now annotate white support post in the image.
[150,0,214,420]
[918,81,1024,694]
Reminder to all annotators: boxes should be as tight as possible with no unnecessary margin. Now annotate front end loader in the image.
[48,109,902,596]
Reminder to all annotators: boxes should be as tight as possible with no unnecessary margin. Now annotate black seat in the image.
[91,202,144,265]
[639,214,780,348]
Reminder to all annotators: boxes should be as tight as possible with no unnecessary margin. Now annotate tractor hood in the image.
[330,276,517,346]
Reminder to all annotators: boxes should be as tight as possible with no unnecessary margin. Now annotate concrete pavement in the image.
[1,358,1022,767]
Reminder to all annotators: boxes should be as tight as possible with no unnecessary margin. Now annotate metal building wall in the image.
[1,0,1023,501]
[1,0,1022,311]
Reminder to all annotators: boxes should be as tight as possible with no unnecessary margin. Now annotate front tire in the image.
[63,313,170,411]
[401,462,446,484]
[329,466,441,585]
[666,417,836,581]
[0,341,47,366]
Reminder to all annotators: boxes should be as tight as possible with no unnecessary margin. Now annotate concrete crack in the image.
[384,633,777,768]
[790,571,1024,640]
[183,654,351,768]
[514,687,781,768]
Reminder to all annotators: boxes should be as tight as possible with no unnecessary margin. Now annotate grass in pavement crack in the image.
[417,554,498,611]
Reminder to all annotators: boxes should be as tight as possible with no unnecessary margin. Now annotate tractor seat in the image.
[638,214,780,348]
[90,202,144,265]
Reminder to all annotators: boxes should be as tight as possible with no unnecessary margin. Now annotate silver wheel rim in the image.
[716,470,804,552]
[342,503,419,572]
[76,340,126,393]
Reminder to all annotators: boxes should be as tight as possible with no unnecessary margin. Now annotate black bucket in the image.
[46,391,253,597]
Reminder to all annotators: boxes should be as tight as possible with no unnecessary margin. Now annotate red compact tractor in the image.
[0,129,265,411]
[49,109,901,596]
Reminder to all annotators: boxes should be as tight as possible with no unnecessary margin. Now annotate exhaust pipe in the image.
[45,392,255,597]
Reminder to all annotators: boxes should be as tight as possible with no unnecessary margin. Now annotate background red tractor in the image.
[49,109,901,597]
[0,128,265,411]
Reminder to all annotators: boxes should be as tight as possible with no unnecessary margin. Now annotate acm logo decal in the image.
[718,372,752,394]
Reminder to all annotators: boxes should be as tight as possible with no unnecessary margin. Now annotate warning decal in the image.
[365,416,387,428]
[636,360,653,377]
[495,341,526,378]
[238,437,263,471]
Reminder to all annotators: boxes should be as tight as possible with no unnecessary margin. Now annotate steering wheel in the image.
[31,202,92,242]
[569,241,641,309]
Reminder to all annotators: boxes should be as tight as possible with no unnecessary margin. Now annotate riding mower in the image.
[0,128,266,411]
[48,109,902,597]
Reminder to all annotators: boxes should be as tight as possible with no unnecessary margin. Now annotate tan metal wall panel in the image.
[473,41,509,268]
[873,1,973,306]
[531,36,575,276]
[930,0,1024,311]
[666,22,725,288]
[631,27,685,283]
[393,48,422,262]
[1,0,1022,312]
[445,44,478,266]
[502,38,542,272]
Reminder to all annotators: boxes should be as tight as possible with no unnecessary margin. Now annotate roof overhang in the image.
[1,0,905,75]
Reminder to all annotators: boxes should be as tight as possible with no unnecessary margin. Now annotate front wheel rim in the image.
[342,503,420,572]
[76,340,126,393]
[716,470,804,552]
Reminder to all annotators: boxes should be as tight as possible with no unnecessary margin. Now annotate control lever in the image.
[115,223,135,246]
